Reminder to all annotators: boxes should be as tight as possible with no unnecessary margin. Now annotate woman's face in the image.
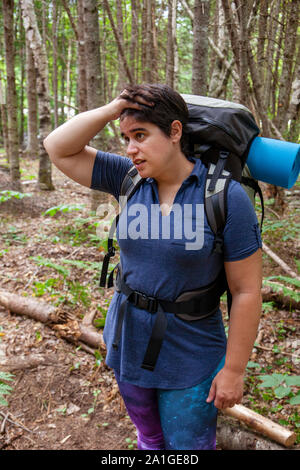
[120,115,180,180]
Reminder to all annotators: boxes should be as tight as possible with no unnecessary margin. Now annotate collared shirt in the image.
[91,150,262,389]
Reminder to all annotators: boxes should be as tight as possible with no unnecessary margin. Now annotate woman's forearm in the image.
[224,291,262,375]
[43,104,118,159]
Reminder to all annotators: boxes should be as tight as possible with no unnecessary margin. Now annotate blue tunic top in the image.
[91,150,262,389]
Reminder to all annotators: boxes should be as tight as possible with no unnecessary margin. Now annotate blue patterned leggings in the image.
[115,357,224,451]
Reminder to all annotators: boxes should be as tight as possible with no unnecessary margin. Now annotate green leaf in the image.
[258,374,284,388]
[274,385,291,398]
[285,376,300,387]
[247,361,261,369]
[289,394,300,405]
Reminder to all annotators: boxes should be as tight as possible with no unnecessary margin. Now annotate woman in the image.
[44,84,262,450]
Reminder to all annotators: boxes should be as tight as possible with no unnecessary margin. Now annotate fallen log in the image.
[262,242,300,281]
[223,404,296,448]
[0,290,106,352]
[217,416,292,451]
[261,284,300,310]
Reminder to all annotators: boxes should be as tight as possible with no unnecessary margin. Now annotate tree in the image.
[3,0,21,190]
[21,0,54,190]
[192,0,211,95]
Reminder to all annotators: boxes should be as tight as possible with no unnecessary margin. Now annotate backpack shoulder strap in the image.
[99,166,144,288]
[120,165,143,206]
[205,162,231,254]
[205,162,232,315]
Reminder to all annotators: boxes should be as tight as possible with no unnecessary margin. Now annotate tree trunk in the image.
[24,40,39,158]
[275,0,299,134]
[3,0,21,190]
[21,0,54,190]
[208,0,231,98]
[130,0,139,82]
[77,0,88,112]
[192,0,211,95]
[287,59,300,142]
[166,0,177,88]
[0,73,10,165]
[52,0,59,128]
[116,0,127,91]
[83,0,108,212]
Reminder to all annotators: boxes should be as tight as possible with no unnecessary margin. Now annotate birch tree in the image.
[21,0,54,190]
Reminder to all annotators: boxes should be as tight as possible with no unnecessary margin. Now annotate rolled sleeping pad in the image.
[247,136,300,189]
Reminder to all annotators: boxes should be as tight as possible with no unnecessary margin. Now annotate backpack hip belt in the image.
[112,267,227,372]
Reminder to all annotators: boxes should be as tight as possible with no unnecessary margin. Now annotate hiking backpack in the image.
[99,94,265,372]
[100,94,264,289]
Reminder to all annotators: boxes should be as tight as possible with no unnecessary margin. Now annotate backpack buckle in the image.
[131,291,158,313]
[213,235,224,254]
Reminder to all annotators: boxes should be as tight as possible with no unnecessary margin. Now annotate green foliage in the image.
[0,371,14,407]
[42,204,85,217]
[0,190,32,203]
[262,276,300,304]
[258,373,300,405]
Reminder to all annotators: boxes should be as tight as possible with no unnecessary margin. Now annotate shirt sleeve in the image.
[223,180,262,262]
[90,150,132,200]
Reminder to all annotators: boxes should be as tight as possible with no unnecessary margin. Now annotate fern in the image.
[0,371,14,407]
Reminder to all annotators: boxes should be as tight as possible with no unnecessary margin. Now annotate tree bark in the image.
[3,0,21,190]
[21,0,54,190]
[83,0,108,212]
[0,290,105,351]
[24,40,39,158]
[192,0,211,95]
[217,416,294,450]
[275,0,299,134]
[130,0,139,82]
[166,0,177,88]
[223,404,296,447]
[0,72,10,165]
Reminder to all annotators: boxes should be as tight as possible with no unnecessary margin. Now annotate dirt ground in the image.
[0,153,299,451]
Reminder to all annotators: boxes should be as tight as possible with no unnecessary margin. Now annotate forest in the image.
[0,0,299,452]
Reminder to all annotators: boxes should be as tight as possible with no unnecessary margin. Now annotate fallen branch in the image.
[217,416,293,450]
[223,404,296,447]
[261,284,300,310]
[0,353,57,371]
[0,290,106,352]
[262,242,300,281]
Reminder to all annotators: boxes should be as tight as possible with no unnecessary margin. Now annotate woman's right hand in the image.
[105,89,154,121]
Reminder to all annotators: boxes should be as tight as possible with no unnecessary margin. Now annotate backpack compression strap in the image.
[99,166,143,288]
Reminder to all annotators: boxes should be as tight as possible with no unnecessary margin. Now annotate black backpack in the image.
[99,94,264,372]
[100,94,264,288]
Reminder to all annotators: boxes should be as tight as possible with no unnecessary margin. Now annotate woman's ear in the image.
[170,120,182,143]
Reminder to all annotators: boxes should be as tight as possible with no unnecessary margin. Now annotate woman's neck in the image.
[156,153,195,189]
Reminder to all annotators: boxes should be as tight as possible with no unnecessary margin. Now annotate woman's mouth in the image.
[134,159,146,170]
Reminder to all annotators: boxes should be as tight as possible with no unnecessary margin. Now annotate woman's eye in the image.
[136,133,145,140]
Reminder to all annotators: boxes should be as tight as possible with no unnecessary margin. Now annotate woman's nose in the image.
[126,140,138,156]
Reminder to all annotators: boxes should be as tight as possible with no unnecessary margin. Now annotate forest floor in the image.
[0,150,299,452]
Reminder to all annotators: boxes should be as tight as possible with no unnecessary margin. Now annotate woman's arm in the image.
[43,95,141,188]
[206,249,262,409]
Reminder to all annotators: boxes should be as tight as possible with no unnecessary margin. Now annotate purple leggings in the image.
[114,357,224,450]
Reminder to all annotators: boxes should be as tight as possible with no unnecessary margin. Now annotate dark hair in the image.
[120,83,190,157]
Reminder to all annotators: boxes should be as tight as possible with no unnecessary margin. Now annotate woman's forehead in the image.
[119,116,153,135]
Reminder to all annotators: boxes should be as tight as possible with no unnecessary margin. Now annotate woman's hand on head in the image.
[106,89,154,121]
